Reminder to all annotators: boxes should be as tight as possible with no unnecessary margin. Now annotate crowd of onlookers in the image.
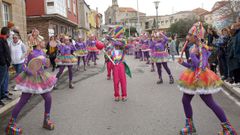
[204,16,240,86]
[0,22,24,106]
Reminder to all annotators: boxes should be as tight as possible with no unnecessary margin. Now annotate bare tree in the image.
[212,0,240,30]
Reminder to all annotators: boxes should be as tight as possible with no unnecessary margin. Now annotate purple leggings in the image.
[12,92,52,119]
[87,52,97,63]
[77,56,86,66]
[182,93,227,122]
[156,62,172,79]
[56,65,73,81]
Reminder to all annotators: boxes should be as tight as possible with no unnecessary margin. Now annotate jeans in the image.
[3,70,9,95]
[0,65,8,100]
[13,63,23,76]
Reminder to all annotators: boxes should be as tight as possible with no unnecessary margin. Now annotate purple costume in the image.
[151,34,173,84]
[11,49,55,127]
[86,40,98,65]
[179,45,227,122]
[56,44,77,84]
[74,41,87,69]
[140,39,150,63]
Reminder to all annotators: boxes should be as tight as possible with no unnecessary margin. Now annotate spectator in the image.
[217,28,230,80]
[169,34,177,61]
[228,16,240,85]
[207,27,219,73]
[0,27,12,106]
[175,34,180,55]
[46,36,58,72]
[9,33,27,76]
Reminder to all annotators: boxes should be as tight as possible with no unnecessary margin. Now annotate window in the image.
[73,0,76,15]
[67,0,71,11]
[2,2,11,27]
[161,21,164,24]
[47,2,54,6]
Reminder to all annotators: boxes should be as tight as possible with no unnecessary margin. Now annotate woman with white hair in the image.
[9,33,27,76]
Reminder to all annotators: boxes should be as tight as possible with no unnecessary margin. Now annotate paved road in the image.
[1,55,240,135]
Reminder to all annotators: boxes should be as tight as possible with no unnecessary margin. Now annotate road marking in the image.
[222,90,240,107]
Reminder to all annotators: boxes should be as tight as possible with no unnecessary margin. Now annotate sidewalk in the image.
[0,67,67,115]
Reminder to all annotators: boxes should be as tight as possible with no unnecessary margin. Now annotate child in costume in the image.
[55,36,77,89]
[140,33,151,64]
[105,40,114,80]
[6,35,56,135]
[111,40,128,102]
[151,32,174,84]
[178,22,237,135]
[74,36,88,71]
[86,34,98,66]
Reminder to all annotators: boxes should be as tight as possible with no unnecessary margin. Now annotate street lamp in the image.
[153,1,160,30]
[136,0,140,34]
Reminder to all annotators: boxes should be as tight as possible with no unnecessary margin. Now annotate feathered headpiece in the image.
[188,22,205,40]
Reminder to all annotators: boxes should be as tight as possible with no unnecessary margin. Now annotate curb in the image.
[223,82,240,99]
[0,69,67,116]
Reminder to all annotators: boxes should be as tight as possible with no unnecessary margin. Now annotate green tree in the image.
[125,27,137,37]
[167,18,198,38]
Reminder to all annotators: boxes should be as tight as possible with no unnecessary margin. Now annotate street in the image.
[1,55,240,135]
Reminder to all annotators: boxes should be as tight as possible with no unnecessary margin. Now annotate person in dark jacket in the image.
[228,17,240,85]
[207,27,219,73]
[0,27,11,106]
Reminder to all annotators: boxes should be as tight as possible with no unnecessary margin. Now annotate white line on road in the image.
[222,90,240,107]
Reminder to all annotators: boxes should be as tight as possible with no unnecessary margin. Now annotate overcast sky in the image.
[86,0,219,16]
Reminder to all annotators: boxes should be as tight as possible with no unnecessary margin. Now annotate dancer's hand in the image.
[178,58,183,64]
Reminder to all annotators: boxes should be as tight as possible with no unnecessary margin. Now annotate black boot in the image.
[169,75,174,84]
[157,78,163,84]
[69,81,74,89]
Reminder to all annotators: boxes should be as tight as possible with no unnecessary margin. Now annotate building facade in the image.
[26,0,78,41]
[78,0,90,40]
[105,0,146,27]
[145,11,196,32]
[0,0,27,42]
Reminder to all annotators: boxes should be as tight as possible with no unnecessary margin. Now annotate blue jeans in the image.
[3,70,9,95]
[0,65,7,100]
[13,63,23,76]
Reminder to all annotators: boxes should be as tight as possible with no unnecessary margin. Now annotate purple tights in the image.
[156,62,172,79]
[182,93,227,122]
[77,56,86,66]
[12,92,52,119]
[56,65,73,81]
[87,52,97,63]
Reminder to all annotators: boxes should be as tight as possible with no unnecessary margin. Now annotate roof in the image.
[211,1,229,13]
[119,7,146,15]
[173,11,193,15]
[192,8,209,15]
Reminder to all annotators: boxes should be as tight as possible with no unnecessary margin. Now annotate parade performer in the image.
[105,40,114,80]
[178,22,237,135]
[111,40,129,102]
[86,34,98,66]
[140,33,151,64]
[55,36,77,89]
[151,32,174,84]
[6,36,56,135]
[74,36,88,71]
[133,38,141,59]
